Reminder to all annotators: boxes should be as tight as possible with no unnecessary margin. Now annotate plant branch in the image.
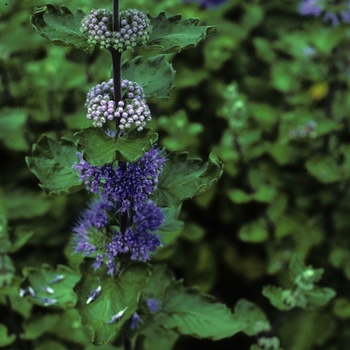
[123,333,132,350]
[110,0,122,135]
[111,0,128,235]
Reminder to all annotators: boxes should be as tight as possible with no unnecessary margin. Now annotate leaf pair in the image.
[26,129,224,210]
[30,4,216,54]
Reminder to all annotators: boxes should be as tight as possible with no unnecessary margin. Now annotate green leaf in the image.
[30,4,93,54]
[289,255,324,288]
[152,152,223,208]
[26,135,84,196]
[0,108,28,151]
[74,127,116,166]
[156,281,246,340]
[48,309,91,345]
[333,298,350,319]
[21,264,80,310]
[157,207,184,247]
[0,324,15,347]
[238,218,269,243]
[262,286,293,311]
[181,222,205,242]
[234,299,270,336]
[75,261,150,345]
[121,55,175,102]
[138,267,180,349]
[74,127,158,166]
[10,230,34,253]
[35,341,67,350]
[309,26,344,54]
[147,12,216,53]
[144,265,174,301]
[303,287,336,309]
[305,156,342,183]
[115,128,159,162]
[278,310,336,350]
[140,322,179,350]
[228,186,276,204]
[0,254,15,288]
[0,277,33,318]
[5,189,51,220]
[21,314,60,340]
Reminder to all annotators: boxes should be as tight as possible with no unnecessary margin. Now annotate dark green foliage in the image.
[30,4,93,54]
[121,55,176,102]
[26,135,84,195]
[153,152,224,207]
[147,12,217,53]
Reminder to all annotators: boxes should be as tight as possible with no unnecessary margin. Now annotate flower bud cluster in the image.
[85,79,115,127]
[117,80,151,131]
[81,8,152,52]
[85,79,151,131]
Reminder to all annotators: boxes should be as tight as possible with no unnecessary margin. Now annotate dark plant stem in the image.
[111,0,122,135]
[255,310,288,345]
[268,310,288,335]
[123,333,132,350]
[111,49,122,124]
[5,295,24,350]
[111,0,128,236]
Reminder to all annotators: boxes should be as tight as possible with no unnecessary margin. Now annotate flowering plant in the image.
[22,0,253,347]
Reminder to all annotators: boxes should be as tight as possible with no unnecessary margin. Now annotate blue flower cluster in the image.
[74,147,165,212]
[298,0,350,25]
[81,8,152,52]
[85,79,151,130]
[72,147,166,275]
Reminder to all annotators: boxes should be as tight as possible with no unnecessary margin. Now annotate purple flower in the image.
[130,313,143,329]
[183,0,227,8]
[74,147,166,213]
[72,199,114,256]
[299,0,323,16]
[72,143,166,275]
[105,200,164,274]
[298,0,350,25]
[147,298,161,313]
[72,200,164,275]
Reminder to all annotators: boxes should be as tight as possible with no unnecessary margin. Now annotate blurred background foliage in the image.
[2,0,350,349]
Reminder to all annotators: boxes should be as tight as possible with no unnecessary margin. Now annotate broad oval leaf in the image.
[25,135,83,196]
[20,264,80,310]
[115,128,159,162]
[155,281,247,340]
[0,324,15,347]
[147,12,216,53]
[152,152,223,208]
[74,127,116,166]
[234,299,270,336]
[262,285,293,311]
[122,55,175,102]
[30,4,93,54]
[74,261,150,345]
[305,156,342,183]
